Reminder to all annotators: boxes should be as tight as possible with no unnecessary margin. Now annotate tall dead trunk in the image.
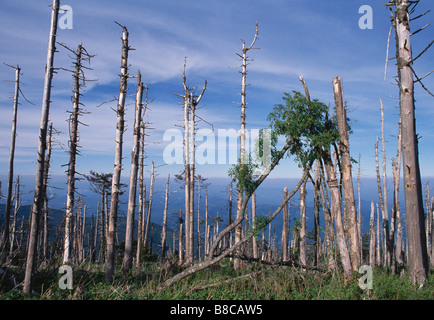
[391,0,429,285]
[318,160,335,271]
[143,161,155,250]
[106,24,130,282]
[313,161,321,266]
[135,125,146,268]
[323,150,353,280]
[380,98,391,269]
[178,209,184,266]
[8,177,20,258]
[376,203,381,266]
[234,23,258,271]
[299,178,307,267]
[23,0,59,295]
[1,65,20,263]
[63,44,85,265]
[281,187,289,261]
[252,191,258,260]
[333,76,360,271]
[369,200,376,268]
[123,71,144,276]
[161,175,170,262]
[42,123,53,262]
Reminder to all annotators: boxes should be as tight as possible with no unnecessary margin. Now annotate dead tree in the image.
[23,0,59,295]
[280,187,289,261]
[234,22,259,271]
[333,76,360,271]
[389,0,431,285]
[161,174,170,262]
[369,200,376,268]
[123,70,144,276]
[143,161,155,252]
[176,60,207,266]
[1,64,21,263]
[299,176,307,267]
[135,85,151,268]
[106,23,132,282]
[61,44,93,265]
[252,191,259,260]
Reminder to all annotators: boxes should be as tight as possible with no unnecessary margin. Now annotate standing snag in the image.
[106,23,131,282]
[23,0,60,295]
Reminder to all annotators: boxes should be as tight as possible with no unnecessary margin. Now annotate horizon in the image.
[0,0,433,183]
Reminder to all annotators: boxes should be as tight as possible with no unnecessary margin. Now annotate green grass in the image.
[1,260,433,300]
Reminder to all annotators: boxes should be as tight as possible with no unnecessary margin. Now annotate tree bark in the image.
[143,161,155,250]
[1,65,20,263]
[234,23,258,271]
[63,45,84,265]
[322,150,353,280]
[369,200,376,268]
[333,76,360,271]
[123,71,144,276]
[299,177,307,267]
[161,175,170,261]
[23,0,59,295]
[392,0,429,285]
[106,25,129,282]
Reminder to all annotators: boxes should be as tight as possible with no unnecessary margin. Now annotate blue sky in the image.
[0,0,433,186]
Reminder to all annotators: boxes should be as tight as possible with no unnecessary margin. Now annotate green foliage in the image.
[1,261,432,300]
[228,154,258,195]
[250,215,269,237]
[267,91,340,167]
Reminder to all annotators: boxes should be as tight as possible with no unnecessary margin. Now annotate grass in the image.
[1,260,433,300]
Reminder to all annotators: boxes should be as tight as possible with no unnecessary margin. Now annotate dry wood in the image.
[106,24,130,282]
[123,70,144,275]
[333,76,360,271]
[23,0,59,294]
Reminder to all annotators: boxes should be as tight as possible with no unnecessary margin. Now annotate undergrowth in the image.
[1,260,432,300]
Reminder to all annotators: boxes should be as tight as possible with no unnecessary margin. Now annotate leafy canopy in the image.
[267,91,339,167]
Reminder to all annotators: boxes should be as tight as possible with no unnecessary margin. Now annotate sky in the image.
[0,0,433,190]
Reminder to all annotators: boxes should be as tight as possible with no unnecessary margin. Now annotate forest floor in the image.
[1,259,433,300]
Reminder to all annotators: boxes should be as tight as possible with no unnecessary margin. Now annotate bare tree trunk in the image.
[161,175,170,262]
[392,0,429,285]
[63,45,84,265]
[313,162,321,266]
[143,161,155,251]
[376,203,381,266]
[1,65,20,263]
[234,23,258,271]
[123,71,144,276]
[380,98,391,269]
[135,125,146,268]
[299,178,307,267]
[23,0,59,295]
[252,191,258,260]
[204,190,209,257]
[189,98,195,263]
[106,25,130,282]
[178,210,183,266]
[323,151,353,280]
[333,76,360,271]
[318,160,335,271]
[8,177,20,258]
[369,200,376,268]
[42,123,53,262]
[357,154,363,264]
